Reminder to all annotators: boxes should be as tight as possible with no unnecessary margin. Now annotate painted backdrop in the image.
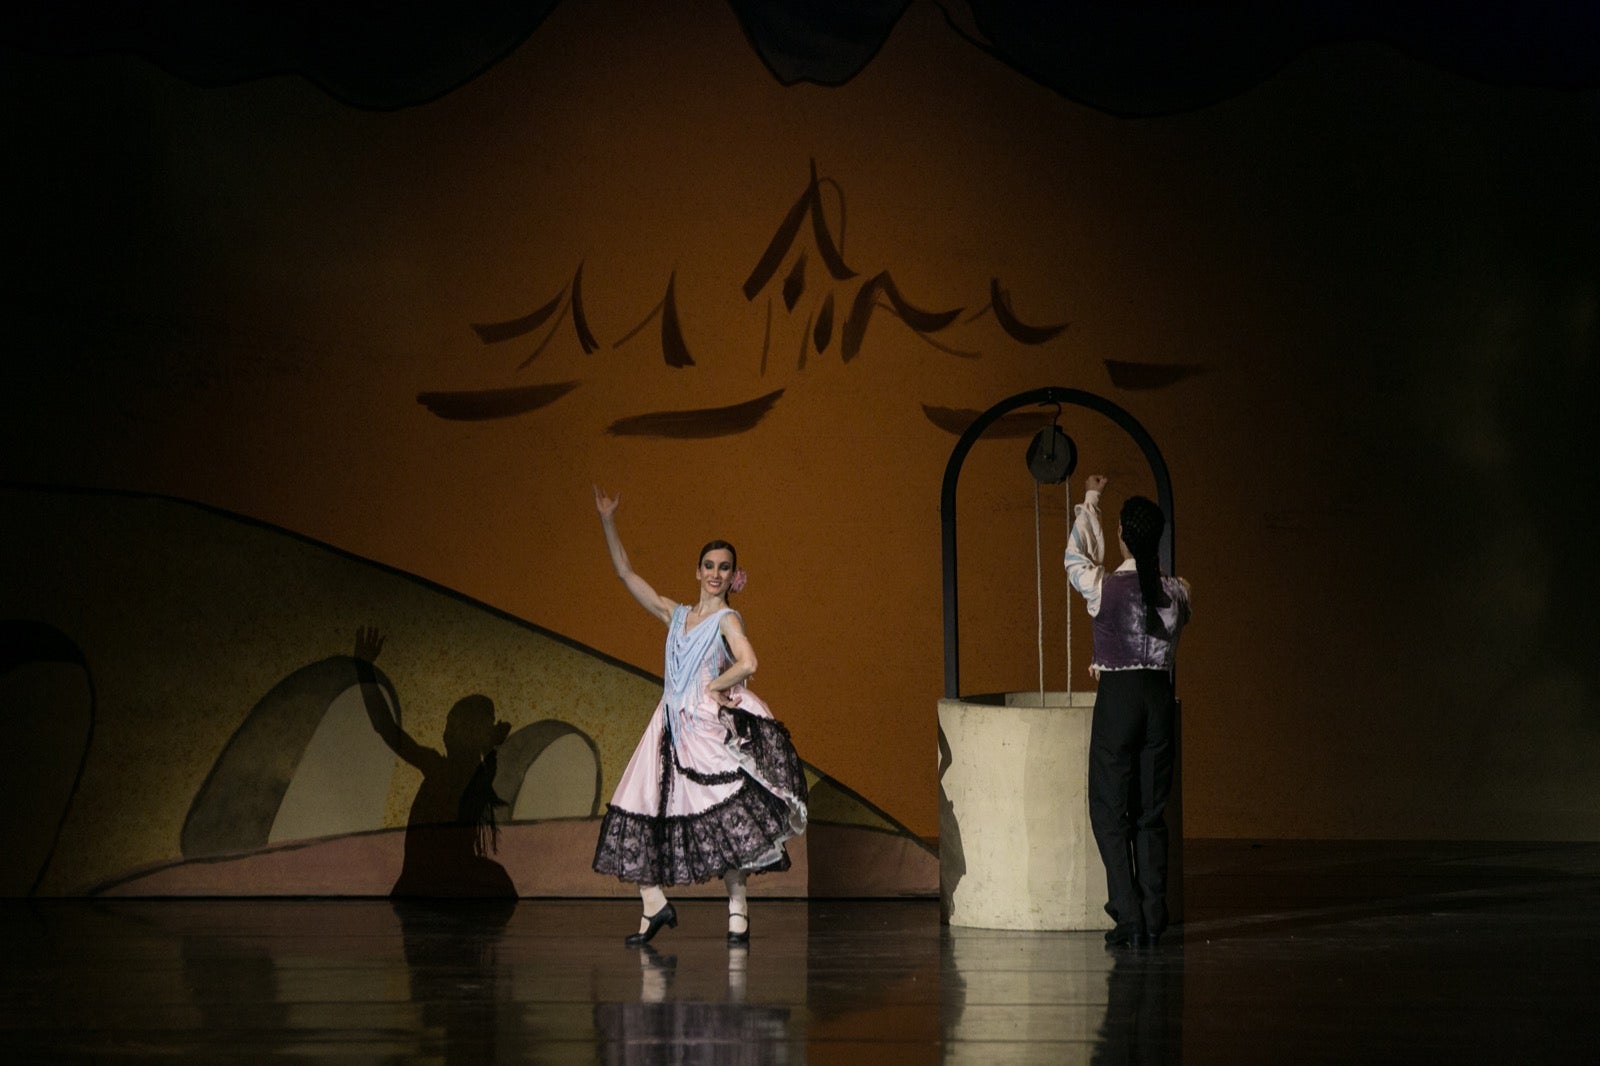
[3,1,1598,893]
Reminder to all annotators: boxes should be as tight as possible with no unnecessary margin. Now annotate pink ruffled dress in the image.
[592,605,808,885]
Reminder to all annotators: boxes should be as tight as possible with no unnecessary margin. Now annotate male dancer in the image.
[1065,475,1191,947]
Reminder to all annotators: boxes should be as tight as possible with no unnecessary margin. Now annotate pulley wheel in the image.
[1025,425,1077,484]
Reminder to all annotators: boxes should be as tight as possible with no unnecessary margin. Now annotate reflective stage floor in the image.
[3,841,1598,1062]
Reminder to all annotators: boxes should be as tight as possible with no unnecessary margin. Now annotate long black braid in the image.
[1119,495,1169,636]
[460,747,509,858]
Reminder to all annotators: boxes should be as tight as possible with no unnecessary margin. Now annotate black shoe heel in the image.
[625,903,678,946]
[727,913,750,946]
[1104,922,1145,948]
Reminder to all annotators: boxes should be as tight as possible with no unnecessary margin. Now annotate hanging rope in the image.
[1033,478,1045,705]
[1063,475,1072,704]
[1025,405,1078,708]
[1033,459,1079,707]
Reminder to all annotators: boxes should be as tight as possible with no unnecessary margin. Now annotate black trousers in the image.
[1088,668,1176,933]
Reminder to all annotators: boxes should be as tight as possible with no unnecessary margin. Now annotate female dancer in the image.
[590,486,808,946]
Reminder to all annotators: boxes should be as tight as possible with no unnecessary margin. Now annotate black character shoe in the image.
[1133,931,1162,948]
[727,911,750,946]
[1104,922,1144,948]
[625,902,678,946]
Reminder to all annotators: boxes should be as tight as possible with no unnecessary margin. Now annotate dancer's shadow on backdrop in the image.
[353,626,515,898]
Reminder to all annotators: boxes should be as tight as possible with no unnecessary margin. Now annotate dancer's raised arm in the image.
[352,626,432,771]
[1064,474,1108,616]
[594,485,675,624]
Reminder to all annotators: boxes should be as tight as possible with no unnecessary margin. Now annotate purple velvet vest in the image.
[1092,570,1189,671]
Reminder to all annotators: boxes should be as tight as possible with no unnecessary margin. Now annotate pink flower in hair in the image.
[730,568,748,594]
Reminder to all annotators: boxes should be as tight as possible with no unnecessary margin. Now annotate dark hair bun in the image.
[1119,496,1165,555]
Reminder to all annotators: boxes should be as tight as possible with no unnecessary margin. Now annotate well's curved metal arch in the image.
[940,387,1174,698]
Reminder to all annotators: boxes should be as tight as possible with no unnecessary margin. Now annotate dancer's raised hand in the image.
[354,626,385,663]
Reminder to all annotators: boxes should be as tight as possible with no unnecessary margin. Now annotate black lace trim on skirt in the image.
[720,708,809,807]
[674,748,742,787]
[592,703,809,886]
[592,778,794,885]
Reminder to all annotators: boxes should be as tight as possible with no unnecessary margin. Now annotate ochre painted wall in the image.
[4,2,1597,846]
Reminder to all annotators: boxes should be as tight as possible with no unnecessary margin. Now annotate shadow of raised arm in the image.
[353,626,432,770]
